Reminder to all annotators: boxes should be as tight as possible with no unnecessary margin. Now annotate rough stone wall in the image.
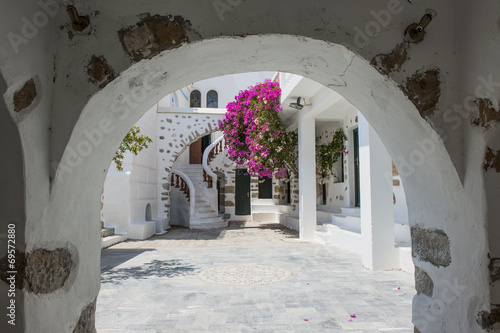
[73,299,96,333]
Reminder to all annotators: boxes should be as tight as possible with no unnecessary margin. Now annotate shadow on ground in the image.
[101,258,198,284]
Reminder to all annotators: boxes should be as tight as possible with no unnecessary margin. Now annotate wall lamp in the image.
[62,0,90,33]
[404,9,437,42]
[289,97,304,110]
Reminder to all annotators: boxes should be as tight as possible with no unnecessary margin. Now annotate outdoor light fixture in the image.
[289,97,304,110]
[404,9,437,42]
[62,0,90,33]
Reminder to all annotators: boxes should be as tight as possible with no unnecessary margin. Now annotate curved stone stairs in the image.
[177,165,227,229]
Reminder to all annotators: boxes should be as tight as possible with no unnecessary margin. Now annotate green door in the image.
[235,169,251,215]
[353,128,360,207]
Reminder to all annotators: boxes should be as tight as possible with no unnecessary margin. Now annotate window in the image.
[190,90,201,107]
[207,90,218,108]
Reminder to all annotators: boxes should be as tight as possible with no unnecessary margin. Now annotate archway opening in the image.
[51,34,471,332]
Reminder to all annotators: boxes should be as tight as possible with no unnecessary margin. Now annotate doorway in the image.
[353,128,360,207]
[189,134,212,164]
[235,169,251,215]
[258,176,273,199]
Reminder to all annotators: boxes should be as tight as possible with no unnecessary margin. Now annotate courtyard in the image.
[97,222,414,332]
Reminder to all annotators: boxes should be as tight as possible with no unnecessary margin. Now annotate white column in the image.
[358,112,399,270]
[298,116,317,240]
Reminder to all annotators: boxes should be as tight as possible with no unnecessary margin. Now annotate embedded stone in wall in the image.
[371,42,408,74]
[392,162,399,176]
[73,299,96,333]
[225,186,235,193]
[472,98,500,129]
[477,307,500,330]
[25,248,73,294]
[225,201,235,207]
[489,257,500,284]
[86,56,115,89]
[393,193,396,205]
[13,78,37,112]
[393,179,400,186]
[411,227,451,267]
[404,69,441,119]
[415,266,434,297]
[120,14,199,62]
[252,193,258,198]
[484,147,500,172]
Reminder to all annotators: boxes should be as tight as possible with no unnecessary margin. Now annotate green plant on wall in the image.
[316,128,348,183]
[113,126,153,172]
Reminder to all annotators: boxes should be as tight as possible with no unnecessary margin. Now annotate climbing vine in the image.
[316,128,348,183]
[219,79,298,179]
[113,126,153,172]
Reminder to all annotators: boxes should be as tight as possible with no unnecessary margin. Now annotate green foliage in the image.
[113,126,153,172]
[316,128,348,182]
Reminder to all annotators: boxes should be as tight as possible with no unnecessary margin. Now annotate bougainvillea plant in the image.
[316,128,348,183]
[219,79,298,179]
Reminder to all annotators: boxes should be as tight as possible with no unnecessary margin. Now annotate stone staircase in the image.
[177,165,227,229]
[251,199,287,223]
[100,221,127,248]
[315,207,362,251]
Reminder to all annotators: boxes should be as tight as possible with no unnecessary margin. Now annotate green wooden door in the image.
[353,128,360,207]
[235,169,251,215]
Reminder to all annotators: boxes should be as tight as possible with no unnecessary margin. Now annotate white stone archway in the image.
[42,35,485,332]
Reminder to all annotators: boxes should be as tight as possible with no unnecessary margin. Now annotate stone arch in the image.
[47,35,484,332]
[157,111,223,219]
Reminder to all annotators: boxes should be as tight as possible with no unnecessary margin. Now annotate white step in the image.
[341,207,360,217]
[330,214,361,233]
[197,206,214,213]
[251,204,280,213]
[189,216,227,229]
[101,234,127,249]
[195,211,218,218]
[252,212,278,222]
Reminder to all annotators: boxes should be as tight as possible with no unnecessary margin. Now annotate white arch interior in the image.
[41,34,485,332]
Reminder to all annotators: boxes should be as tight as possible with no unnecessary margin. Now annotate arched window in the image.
[190,90,201,107]
[207,90,218,108]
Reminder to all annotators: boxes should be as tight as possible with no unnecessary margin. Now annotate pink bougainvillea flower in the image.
[219,79,298,178]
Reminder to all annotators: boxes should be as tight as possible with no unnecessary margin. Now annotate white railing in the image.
[202,135,225,188]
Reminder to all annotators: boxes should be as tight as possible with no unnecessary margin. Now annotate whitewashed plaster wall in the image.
[315,114,357,212]
[3,1,498,331]
[160,72,274,110]
[101,106,158,234]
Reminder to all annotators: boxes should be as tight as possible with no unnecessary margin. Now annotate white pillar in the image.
[298,116,317,240]
[358,113,399,270]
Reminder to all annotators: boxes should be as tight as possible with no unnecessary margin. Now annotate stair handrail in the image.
[202,135,225,188]
[171,169,195,217]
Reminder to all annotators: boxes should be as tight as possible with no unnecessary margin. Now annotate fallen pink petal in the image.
[348,319,353,322]
[303,319,309,322]
[350,314,356,318]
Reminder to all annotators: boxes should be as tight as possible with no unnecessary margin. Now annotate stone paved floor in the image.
[97,222,414,332]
